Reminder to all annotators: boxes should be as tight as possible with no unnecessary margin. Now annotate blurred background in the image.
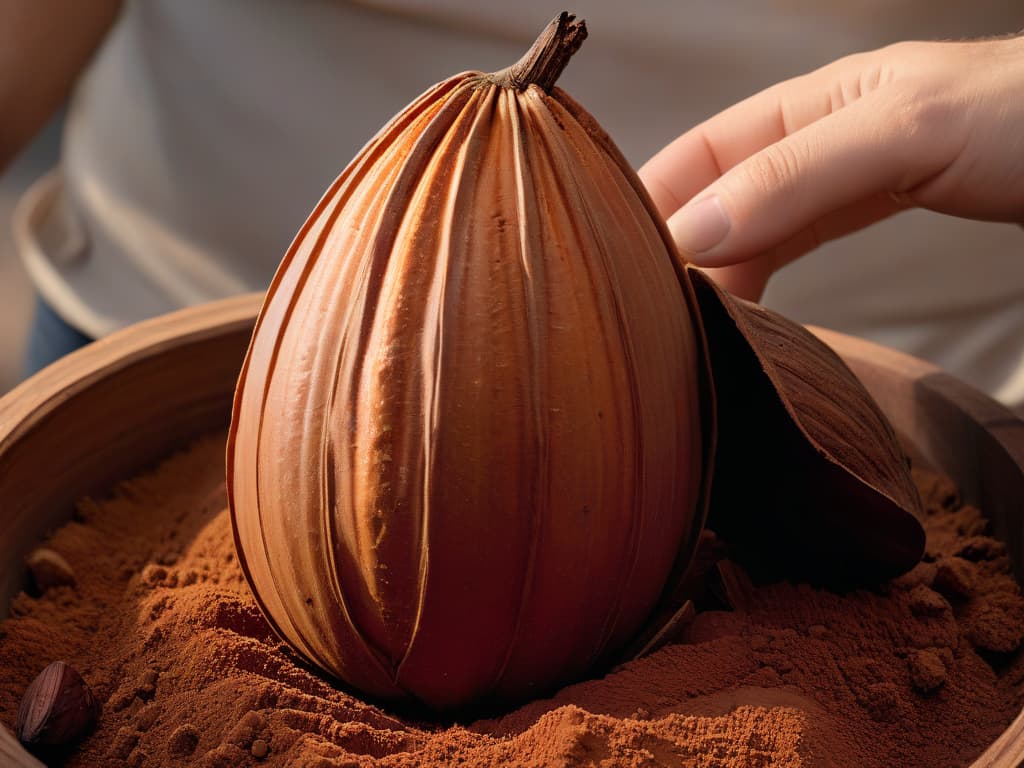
[0,123,54,390]
[2,1,1023,398]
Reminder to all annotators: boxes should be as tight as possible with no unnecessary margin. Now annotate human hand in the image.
[639,35,1024,300]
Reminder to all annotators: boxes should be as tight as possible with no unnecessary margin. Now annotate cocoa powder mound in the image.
[1,434,1023,767]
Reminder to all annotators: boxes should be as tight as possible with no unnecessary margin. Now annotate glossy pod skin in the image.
[227,15,709,710]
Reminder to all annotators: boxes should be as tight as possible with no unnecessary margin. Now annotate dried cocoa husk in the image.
[228,13,712,710]
[688,267,925,585]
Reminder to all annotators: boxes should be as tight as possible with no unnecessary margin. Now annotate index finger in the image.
[638,54,874,218]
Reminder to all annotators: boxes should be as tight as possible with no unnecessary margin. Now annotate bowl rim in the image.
[0,292,262,454]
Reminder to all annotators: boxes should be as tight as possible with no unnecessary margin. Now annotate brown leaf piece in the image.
[688,267,925,586]
[625,600,696,661]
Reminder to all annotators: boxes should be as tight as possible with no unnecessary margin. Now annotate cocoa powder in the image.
[1,433,1023,767]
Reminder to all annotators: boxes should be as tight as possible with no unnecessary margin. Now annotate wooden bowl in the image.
[1,297,1022,767]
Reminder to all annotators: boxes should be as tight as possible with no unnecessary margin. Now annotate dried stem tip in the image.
[489,12,588,93]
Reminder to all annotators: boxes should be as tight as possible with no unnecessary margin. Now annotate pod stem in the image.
[488,12,587,93]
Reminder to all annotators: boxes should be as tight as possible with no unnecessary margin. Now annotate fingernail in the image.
[668,195,731,257]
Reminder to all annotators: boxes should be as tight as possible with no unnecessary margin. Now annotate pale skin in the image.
[640,35,1024,301]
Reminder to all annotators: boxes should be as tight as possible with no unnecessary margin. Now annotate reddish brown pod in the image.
[229,12,926,711]
[228,14,711,709]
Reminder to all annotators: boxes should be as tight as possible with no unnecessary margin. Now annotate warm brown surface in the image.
[0,294,1020,767]
[228,25,707,710]
[2,433,1024,767]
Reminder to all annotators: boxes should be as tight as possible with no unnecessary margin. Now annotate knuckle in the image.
[880,40,937,70]
[884,83,952,143]
[742,140,806,197]
[882,40,921,59]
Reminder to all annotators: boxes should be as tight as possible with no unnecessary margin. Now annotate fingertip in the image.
[666,194,734,265]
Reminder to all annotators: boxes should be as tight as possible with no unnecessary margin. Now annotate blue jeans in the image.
[22,296,93,378]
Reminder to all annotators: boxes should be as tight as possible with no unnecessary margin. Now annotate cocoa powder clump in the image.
[934,556,976,598]
[907,649,949,693]
[0,435,1023,767]
[168,724,200,757]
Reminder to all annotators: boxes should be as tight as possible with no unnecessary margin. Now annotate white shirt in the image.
[14,0,1024,406]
